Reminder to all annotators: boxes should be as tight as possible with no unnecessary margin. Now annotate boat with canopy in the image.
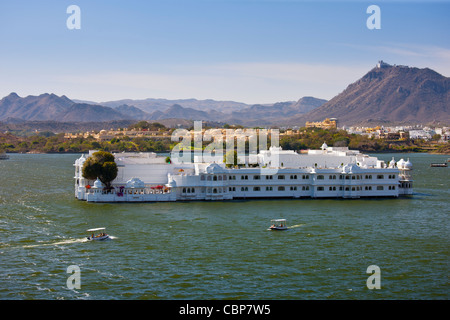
[269,219,288,230]
[86,227,110,240]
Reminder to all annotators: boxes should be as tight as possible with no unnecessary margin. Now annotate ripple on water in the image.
[0,153,449,299]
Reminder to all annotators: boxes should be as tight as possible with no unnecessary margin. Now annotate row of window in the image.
[237,186,310,192]
[318,174,396,180]
[231,185,395,192]
[182,185,397,194]
[201,175,227,181]
[200,173,396,181]
[317,185,395,191]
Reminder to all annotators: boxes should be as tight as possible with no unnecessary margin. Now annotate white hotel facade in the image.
[74,144,413,203]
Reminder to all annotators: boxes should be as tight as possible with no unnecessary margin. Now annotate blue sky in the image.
[0,0,449,104]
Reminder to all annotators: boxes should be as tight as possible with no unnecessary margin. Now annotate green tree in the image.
[432,134,441,141]
[82,151,118,188]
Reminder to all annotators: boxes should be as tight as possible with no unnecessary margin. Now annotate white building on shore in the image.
[74,145,413,202]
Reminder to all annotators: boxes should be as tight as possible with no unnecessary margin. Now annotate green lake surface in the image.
[0,153,448,299]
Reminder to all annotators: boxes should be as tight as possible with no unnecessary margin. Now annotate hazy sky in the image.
[0,0,449,104]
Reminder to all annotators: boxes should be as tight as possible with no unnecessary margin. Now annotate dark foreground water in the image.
[0,153,448,300]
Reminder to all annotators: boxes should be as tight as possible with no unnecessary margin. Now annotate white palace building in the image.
[74,144,413,202]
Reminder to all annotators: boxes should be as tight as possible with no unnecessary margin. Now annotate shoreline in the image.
[1,149,449,155]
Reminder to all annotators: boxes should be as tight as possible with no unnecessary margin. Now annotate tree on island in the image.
[129,121,166,131]
[82,151,118,189]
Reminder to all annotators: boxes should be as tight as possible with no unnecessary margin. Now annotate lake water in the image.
[0,152,448,300]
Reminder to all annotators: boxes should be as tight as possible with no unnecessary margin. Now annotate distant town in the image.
[1,118,448,155]
[63,118,450,144]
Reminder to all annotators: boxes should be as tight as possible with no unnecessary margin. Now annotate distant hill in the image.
[97,96,327,125]
[99,98,250,114]
[290,96,329,113]
[114,104,151,120]
[148,104,222,121]
[4,61,447,127]
[0,93,73,121]
[228,97,327,125]
[0,93,131,122]
[59,103,126,122]
[290,62,450,126]
[0,92,326,125]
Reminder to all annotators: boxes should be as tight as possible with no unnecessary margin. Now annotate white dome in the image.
[321,142,328,150]
[126,177,145,188]
[205,163,225,174]
[397,158,406,169]
[342,163,359,174]
[389,157,396,168]
[167,179,177,187]
[404,158,413,169]
[93,178,103,188]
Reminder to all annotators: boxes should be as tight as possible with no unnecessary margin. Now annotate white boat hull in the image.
[87,235,110,241]
[269,226,288,231]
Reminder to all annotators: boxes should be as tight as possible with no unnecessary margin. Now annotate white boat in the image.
[269,219,288,230]
[86,227,110,241]
[430,163,447,167]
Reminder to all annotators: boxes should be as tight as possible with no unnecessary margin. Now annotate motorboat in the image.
[87,227,110,241]
[269,219,288,230]
[430,163,447,167]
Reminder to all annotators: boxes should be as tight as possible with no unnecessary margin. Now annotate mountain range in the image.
[0,92,326,126]
[1,62,448,127]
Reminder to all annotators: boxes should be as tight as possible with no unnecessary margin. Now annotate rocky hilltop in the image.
[291,61,449,126]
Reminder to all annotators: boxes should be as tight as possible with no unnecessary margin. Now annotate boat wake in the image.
[22,235,119,248]
[23,238,90,248]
